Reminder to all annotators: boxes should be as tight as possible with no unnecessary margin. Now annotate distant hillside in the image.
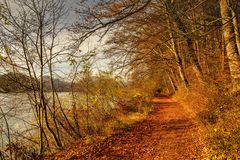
[43,76,71,92]
[0,72,34,93]
[0,73,71,93]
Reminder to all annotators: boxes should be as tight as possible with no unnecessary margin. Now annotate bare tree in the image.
[220,0,240,92]
[0,0,80,156]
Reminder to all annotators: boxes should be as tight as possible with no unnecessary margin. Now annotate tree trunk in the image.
[220,0,240,91]
[231,7,240,55]
[165,0,203,80]
[169,28,189,88]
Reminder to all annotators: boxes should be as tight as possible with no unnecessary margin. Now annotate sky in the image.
[55,0,110,78]
[0,0,110,79]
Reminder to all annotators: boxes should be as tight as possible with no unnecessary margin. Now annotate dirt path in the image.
[53,96,202,160]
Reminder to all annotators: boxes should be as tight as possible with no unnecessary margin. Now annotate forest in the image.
[0,0,239,159]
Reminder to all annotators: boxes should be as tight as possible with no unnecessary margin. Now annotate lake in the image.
[0,92,72,147]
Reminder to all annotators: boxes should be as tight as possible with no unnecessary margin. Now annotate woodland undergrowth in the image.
[175,82,240,159]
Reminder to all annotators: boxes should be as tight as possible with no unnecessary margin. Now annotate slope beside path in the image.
[53,96,202,160]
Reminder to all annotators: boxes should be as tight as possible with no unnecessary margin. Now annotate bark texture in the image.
[220,0,240,91]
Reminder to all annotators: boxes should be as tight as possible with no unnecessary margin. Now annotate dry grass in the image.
[174,83,240,159]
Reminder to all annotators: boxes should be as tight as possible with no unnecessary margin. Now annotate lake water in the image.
[0,92,71,147]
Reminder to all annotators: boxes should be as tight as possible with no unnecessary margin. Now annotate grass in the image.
[104,102,153,134]
[82,100,154,144]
